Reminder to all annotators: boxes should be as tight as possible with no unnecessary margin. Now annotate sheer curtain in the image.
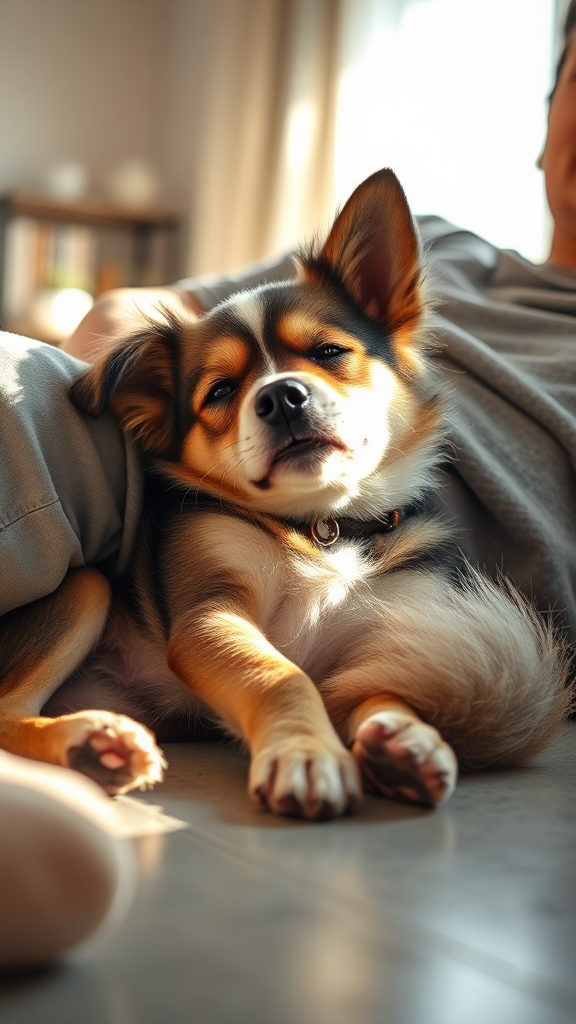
[179,0,557,276]
[182,0,341,277]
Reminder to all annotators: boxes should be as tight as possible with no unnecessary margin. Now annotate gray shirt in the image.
[0,335,141,616]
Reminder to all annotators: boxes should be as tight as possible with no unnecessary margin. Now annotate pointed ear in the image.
[308,168,422,332]
[69,312,180,455]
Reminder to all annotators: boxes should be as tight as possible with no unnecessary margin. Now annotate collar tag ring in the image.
[310,517,340,546]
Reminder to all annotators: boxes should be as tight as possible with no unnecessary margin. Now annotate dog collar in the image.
[309,509,403,548]
[168,481,407,549]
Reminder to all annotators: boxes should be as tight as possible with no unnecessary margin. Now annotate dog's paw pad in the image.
[63,713,166,795]
[99,751,127,771]
[249,745,361,820]
[351,712,457,806]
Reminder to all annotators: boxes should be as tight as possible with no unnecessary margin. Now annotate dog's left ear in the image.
[70,313,181,456]
[308,168,422,333]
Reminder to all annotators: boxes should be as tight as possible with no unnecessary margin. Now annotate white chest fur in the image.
[266,542,377,675]
[197,513,381,680]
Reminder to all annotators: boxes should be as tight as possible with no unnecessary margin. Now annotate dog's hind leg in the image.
[320,571,572,806]
[346,694,458,806]
[0,567,165,794]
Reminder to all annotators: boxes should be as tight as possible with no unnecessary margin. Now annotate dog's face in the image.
[179,282,418,518]
[72,170,444,519]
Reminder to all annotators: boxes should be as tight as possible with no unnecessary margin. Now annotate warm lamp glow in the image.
[32,288,94,341]
[51,288,94,336]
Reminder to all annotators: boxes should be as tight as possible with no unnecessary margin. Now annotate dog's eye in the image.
[312,343,348,361]
[204,380,237,406]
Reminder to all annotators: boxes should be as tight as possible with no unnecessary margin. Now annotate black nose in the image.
[254,379,310,424]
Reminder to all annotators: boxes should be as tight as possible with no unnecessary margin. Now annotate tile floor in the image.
[1,726,576,1024]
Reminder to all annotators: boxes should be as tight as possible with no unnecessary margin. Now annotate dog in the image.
[0,169,571,818]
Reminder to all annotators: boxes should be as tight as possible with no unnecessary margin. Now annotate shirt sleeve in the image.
[0,333,140,616]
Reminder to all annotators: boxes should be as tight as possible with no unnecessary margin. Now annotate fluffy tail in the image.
[354,569,574,771]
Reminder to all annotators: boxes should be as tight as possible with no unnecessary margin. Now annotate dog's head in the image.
[71,169,444,519]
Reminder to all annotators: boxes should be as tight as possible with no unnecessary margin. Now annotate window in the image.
[334,0,555,262]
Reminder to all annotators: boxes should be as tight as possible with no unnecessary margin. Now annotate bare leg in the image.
[0,749,135,967]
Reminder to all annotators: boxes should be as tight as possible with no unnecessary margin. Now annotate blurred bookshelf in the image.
[0,192,180,344]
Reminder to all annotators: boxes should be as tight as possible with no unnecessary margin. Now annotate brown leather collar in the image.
[308,509,404,547]
[170,478,408,549]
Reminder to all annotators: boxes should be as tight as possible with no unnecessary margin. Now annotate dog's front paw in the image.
[49,711,166,795]
[249,739,362,820]
[351,711,457,806]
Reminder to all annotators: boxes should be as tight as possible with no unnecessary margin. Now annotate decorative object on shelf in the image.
[44,162,89,202]
[0,191,180,344]
[103,158,161,209]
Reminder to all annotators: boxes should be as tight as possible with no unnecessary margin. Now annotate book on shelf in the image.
[3,217,37,323]
[3,219,129,341]
[2,204,176,342]
[4,219,98,312]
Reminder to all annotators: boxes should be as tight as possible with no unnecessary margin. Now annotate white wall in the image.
[0,0,226,275]
[155,0,217,218]
[0,0,164,195]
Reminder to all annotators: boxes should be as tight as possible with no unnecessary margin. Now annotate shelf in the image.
[1,191,180,229]
[0,191,182,339]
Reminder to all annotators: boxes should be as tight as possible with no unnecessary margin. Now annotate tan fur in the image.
[0,569,111,762]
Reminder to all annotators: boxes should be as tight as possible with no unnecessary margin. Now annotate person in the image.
[0,0,575,967]
[540,0,576,272]
[0,749,135,968]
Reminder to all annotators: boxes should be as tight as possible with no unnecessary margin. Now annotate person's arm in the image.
[64,253,297,363]
[62,286,202,363]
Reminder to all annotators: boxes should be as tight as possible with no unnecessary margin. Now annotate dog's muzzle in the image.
[255,379,310,425]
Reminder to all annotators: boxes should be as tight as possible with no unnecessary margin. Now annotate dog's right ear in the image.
[303,168,423,335]
[69,311,181,456]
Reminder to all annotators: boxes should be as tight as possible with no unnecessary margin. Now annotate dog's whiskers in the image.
[185,443,257,504]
